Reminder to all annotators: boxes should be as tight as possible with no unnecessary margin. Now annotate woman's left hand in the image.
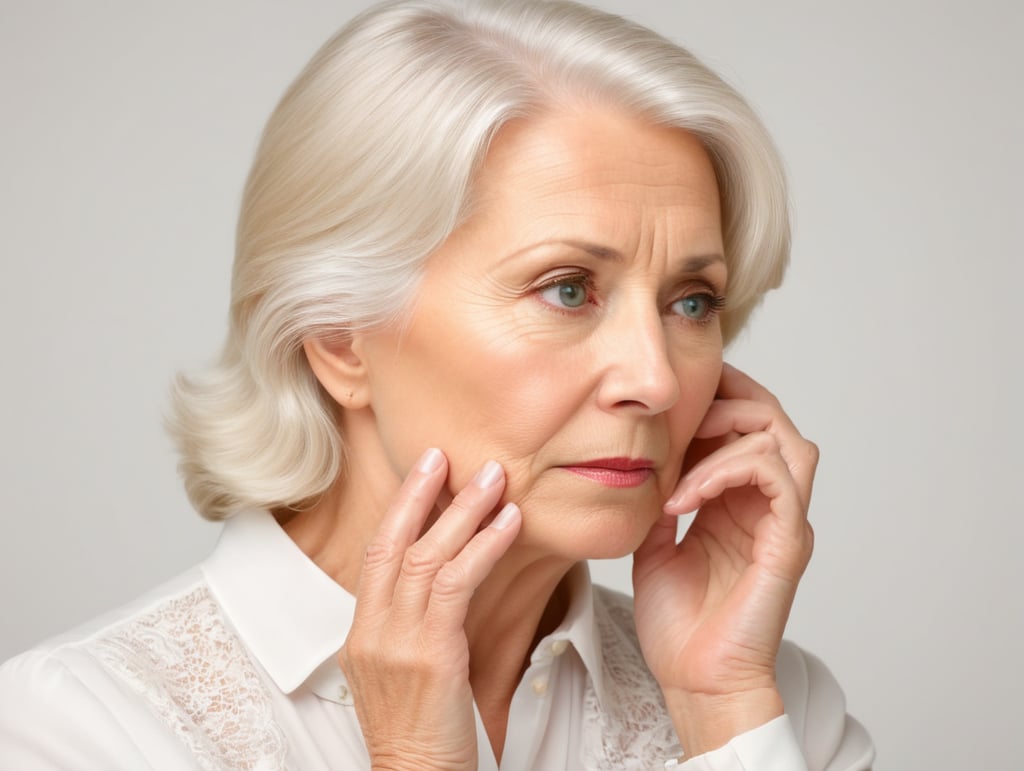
[631,363,818,756]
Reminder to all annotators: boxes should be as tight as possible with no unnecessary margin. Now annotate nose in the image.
[594,304,680,414]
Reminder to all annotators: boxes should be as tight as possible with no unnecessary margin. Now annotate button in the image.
[550,639,568,656]
[337,684,353,705]
[531,676,548,696]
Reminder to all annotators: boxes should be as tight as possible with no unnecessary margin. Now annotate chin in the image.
[518,499,660,561]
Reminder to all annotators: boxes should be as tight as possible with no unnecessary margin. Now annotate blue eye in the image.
[539,278,590,309]
[672,293,723,321]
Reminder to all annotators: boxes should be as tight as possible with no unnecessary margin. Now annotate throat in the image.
[476,693,510,764]
[468,574,572,763]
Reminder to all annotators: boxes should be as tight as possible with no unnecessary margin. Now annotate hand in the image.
[631,364,817,755]
[338,449,521,771]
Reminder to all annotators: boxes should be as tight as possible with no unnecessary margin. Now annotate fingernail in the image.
[417,448,444,473]
[490,502,520,530]
[472,460,503,488]
[665,476,692,509]
[665,491,689,511]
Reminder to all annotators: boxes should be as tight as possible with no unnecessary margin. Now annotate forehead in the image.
[483,107,715,195]
[460,105,723,253]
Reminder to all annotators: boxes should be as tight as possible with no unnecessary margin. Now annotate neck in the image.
[463,552,573,757]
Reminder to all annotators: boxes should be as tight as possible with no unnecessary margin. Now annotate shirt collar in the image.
[202,509,355,695]
[201,510,612,706]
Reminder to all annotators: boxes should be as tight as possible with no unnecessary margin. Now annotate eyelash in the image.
[674,292,727,327]
[533,272,727,326]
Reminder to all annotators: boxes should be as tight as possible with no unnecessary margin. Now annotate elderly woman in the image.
[0,1,873,769]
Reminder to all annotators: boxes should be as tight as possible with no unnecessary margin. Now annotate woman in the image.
[0,0,873,768]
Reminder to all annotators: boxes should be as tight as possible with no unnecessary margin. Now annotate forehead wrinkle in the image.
[456,109,724,281]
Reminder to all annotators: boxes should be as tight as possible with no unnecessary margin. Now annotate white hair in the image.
[169,0,791,521]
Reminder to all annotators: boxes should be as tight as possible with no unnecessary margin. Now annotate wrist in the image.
[662,685,784,758]
[372,762,474,771]
[370,749,476,771]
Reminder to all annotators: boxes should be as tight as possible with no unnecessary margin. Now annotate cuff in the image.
[665,715,808,771]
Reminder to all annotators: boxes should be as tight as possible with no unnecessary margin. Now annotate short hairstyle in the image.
[169,0,791,521]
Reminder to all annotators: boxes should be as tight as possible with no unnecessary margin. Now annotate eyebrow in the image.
[531,239,725,273]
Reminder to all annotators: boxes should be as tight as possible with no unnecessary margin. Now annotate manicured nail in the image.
[417,448,444,473]
[472,460,503,488]
[490,502,520,530]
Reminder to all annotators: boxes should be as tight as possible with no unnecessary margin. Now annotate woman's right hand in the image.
[338,448,522,771]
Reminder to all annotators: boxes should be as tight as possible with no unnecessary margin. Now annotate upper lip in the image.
[563,457,654,471]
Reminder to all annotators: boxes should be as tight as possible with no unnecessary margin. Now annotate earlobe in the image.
[302,335,372,409]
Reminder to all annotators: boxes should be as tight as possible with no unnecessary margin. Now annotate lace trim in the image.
[581,588,683,770]
[85,584,291,771]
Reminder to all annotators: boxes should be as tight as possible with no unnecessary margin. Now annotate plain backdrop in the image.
[1,1,1021,769]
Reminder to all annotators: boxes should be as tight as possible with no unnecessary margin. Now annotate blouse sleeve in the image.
[0,648,195,769]
[669,642,875,771]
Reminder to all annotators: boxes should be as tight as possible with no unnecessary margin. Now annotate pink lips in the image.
[560,457,654,488]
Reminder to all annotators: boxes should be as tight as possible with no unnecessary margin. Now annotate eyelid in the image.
[533,269,592,290]
[669,275,725,299]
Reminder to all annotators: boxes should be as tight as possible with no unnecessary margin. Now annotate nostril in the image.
[612,399,649,410]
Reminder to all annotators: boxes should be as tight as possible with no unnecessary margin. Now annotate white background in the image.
[1,1,1021,768]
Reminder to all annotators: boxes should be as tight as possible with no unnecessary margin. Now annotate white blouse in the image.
[0,510,874,770]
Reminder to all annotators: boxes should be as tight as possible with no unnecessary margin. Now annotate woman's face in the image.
[354,105,725,560]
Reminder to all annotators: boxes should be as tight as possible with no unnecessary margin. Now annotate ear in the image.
[303,334,372,409]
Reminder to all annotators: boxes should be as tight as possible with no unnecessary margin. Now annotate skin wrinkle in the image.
[293,104,729,756]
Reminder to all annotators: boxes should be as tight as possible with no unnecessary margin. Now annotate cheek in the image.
[372,321,592,492]
[664,348,723,454]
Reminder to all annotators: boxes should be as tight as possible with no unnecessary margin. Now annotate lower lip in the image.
[561,466,654,488]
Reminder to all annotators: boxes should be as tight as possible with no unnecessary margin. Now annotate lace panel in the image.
[86,585,291,770]
[581,588,683,770]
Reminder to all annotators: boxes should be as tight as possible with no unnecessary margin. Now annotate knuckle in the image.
[750,431,779,455]
[337,646,352,672]
[340,639,371,670]
[432,562,470,599]
[803,522,816,559]
[351,646,417,679]
[401,540,444,578]
[363,534,399,569]
[805,440,821,465]
[443,494,478,520]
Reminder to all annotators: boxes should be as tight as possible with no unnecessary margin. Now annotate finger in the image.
[356,447,449,618]
[679,452,808,541]
[681,364,787,479]
[691,398,819,507]
[716,362,782,405]
[693,399,797,441]
[667,431,781,513]
[681,431,742,476]
[390,460,507,624]
[422,502,522,641]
